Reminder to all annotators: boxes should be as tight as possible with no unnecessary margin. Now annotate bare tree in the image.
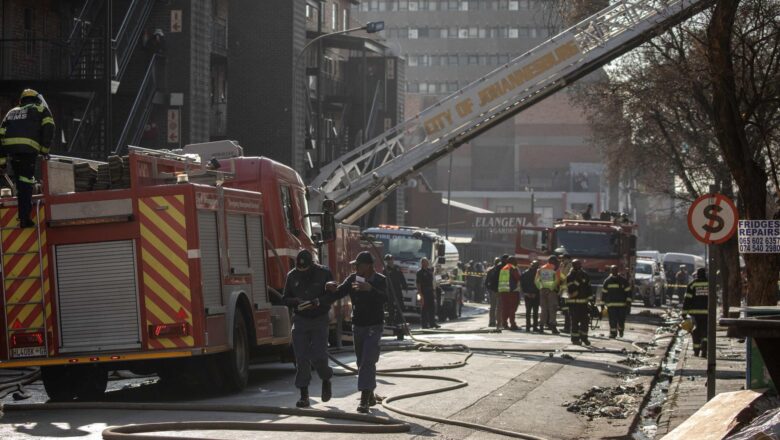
[559,0,780,306]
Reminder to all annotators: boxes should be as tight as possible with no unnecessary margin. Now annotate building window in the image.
[509,0,519,10]
[409,28,418,39]
[331,3,338,30]
[399,0,408,10]
[343,9,348,30]
[24,8,36,56]
[409,1,418,10]
[509,27,519,38]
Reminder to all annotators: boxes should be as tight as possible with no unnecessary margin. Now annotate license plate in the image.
[11,346,47,358]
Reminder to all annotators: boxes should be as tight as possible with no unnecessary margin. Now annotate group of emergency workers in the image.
[483,253,634,345]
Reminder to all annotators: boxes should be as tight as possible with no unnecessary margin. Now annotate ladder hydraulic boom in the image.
[310,0,713,224]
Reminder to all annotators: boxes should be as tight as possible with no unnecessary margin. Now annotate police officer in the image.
[603,265,632,338]
[416,257,439,329]
[282,249,334,408]
[0,89,55,228]
[326,251,388,413]
[683,268,709,357]
[383,254,408,340]
[536,255,563,334]
[566,259,592,345]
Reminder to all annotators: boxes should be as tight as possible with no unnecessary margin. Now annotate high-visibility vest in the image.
[535,264,559,291]
[498,266,512,293]
[683,280,708,314]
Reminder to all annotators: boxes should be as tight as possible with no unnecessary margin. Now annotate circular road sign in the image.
[687,193,738,244]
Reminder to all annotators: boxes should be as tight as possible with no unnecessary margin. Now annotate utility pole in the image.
[706,184,718,400]
[445,149,453,239]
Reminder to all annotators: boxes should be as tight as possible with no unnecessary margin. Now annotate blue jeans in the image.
[353,324,383,391]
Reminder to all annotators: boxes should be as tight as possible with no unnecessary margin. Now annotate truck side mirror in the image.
[320,212,336,243]
[436,243,446,257]
[437,256,446,265]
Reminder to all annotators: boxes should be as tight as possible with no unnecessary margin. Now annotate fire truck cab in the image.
[516,218,638,299]
[0,143,337,400]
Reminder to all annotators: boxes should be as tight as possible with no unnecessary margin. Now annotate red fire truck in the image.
[0,142,351,400]
[516,218,638,297]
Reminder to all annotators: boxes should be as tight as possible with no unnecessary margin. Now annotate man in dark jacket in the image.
[326,251,388,413]
[682,268,708,357]
[603,265,632,338]
[566,259,592,345]
[521,260,541,332]
[0,89,55,228]
[484,256,505,327]
[282,249,335,408]
[383,254,408,340]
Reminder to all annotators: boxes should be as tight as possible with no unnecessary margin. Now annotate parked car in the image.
[635,259,662,306]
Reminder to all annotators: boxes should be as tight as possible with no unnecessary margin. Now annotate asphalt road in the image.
[0,302,674,439]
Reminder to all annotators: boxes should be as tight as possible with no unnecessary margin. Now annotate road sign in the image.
[687,193,738,244]
[738,220,780,253]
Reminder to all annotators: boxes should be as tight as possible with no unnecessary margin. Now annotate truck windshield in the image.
[555,230,618,258]
[635,262,653,275]
[297,190,312,238]
[373,234,432,262]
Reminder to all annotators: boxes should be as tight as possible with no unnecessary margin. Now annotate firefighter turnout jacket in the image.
[0,103,55,158]
[566,269,592,303]
[682,278,708,315]
[603,274,632,308]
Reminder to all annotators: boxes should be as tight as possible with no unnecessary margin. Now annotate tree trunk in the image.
[716,235,742,317]
[707,0,779,306]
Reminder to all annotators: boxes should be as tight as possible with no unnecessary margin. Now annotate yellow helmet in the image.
[20,89,40,100]
[680,317,694,333]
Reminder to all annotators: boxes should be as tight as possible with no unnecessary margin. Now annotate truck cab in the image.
[362,225,462,318]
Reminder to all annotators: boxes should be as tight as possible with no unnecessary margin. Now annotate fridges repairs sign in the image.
[738,220,780,253]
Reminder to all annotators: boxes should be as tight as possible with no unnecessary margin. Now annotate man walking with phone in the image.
[326,251,388,413]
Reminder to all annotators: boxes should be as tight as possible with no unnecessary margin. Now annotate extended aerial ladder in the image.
[309,0,714,224]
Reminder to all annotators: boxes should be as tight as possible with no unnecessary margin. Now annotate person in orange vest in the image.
[535,255,563,334]
[498,255,522,330]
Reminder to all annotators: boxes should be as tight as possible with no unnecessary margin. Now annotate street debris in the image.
[564,384,645,420]
[618,353,647,368]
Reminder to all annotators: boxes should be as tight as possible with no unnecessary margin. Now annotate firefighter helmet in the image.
[20,89,40,100]
[680,317,694,333]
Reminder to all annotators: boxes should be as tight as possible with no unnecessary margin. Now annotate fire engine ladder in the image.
[1,199,49,351]
[309,0,714,224]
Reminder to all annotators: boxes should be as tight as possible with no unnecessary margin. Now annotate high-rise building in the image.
[355,0,608,227]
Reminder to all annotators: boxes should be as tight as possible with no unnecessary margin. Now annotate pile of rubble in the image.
[564,384,645,420]
[618,353,648,368]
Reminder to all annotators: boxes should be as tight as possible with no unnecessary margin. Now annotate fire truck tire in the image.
[41,365,107,401]
[41,366,78,401]
[221,311,250,391]
[74,366,108,401]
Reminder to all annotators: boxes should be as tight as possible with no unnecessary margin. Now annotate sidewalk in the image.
[655,328,747,438]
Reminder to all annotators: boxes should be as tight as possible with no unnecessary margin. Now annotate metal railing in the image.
[114,54,161,154]
[113,0,155,81]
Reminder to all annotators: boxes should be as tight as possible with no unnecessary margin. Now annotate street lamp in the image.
[295,21,384,175]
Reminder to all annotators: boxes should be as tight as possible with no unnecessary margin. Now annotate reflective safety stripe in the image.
[568,299,589,303]
[0,127,5,135]
[624,287,632,292]
[605,302,627,307]
[604,284,618,289]
[690,281,708,288]
[0,157,6,165]
[1,137,42,151]
[498,267,511,292]
[41,116,54,126]
[693,343,701,348]
[18,176,35,184]
[684,294,693,299]
[684,309,708,314]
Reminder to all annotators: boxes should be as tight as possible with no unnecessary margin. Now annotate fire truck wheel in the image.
[41,366,78,401]
[221,311,250,391]
[74,365,108,401]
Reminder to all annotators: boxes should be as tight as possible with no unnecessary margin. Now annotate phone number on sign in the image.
[738,237,780,253]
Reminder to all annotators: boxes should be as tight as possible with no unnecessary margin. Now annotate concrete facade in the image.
[354,0,607,226]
